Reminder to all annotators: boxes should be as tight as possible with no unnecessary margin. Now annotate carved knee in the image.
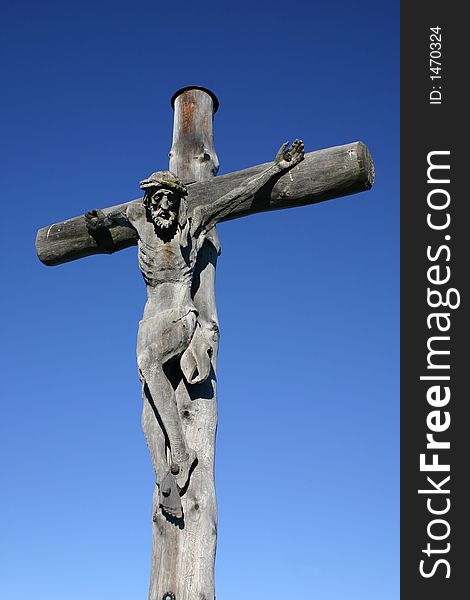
[137,344,163,378]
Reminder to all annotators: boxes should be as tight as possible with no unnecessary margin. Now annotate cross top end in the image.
[170,86,219,113]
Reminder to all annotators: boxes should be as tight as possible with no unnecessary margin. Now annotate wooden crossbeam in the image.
[36,141,374,266]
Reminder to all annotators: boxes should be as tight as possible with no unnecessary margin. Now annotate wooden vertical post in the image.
[149,87,221,600]
[169,86,220,182]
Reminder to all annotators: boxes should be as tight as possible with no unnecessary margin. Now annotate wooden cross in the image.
[36,86,374,600]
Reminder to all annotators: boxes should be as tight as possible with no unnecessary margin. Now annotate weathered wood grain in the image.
[36,141,374,266]
[149,87,220,600]
[169,85,220,182]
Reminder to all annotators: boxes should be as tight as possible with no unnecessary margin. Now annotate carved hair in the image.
[139,171,188,196]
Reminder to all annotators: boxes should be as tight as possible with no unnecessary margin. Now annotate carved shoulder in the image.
[127,201,145,227]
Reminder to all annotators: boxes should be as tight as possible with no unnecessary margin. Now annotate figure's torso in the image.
[137,231,193,286]
[127,202,202,318]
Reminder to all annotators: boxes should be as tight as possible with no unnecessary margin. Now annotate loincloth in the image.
[137,305,198,360]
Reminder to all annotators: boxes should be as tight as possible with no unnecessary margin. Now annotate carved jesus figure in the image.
[86,140,304,518]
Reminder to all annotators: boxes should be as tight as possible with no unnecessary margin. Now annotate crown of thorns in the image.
[139,171,188,196]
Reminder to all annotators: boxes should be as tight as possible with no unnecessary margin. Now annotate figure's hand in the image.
[274,139,305,171]
[85,209,108,232]
[84,209,115,251]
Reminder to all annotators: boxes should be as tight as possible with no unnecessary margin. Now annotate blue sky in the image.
[1,1,399,599]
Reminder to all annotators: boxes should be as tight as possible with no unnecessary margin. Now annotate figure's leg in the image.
[142,358,196,474]
[138,313,197,493]
[140,378,167,484]
[140,381,183,518]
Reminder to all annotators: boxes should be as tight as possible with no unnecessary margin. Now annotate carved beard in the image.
[150,208,177,231]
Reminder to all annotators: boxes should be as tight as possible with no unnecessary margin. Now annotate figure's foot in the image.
[159,472,182,519]
[171,448,197,491]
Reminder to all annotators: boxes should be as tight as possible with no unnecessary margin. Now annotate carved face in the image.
[147,188,180,230]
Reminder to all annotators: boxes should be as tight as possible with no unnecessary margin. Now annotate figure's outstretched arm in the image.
[194,140,305,234]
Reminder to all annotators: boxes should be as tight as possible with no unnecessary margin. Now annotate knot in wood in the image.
[162,593,175,600]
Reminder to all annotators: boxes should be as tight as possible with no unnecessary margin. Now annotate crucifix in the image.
[36,86,374,600]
